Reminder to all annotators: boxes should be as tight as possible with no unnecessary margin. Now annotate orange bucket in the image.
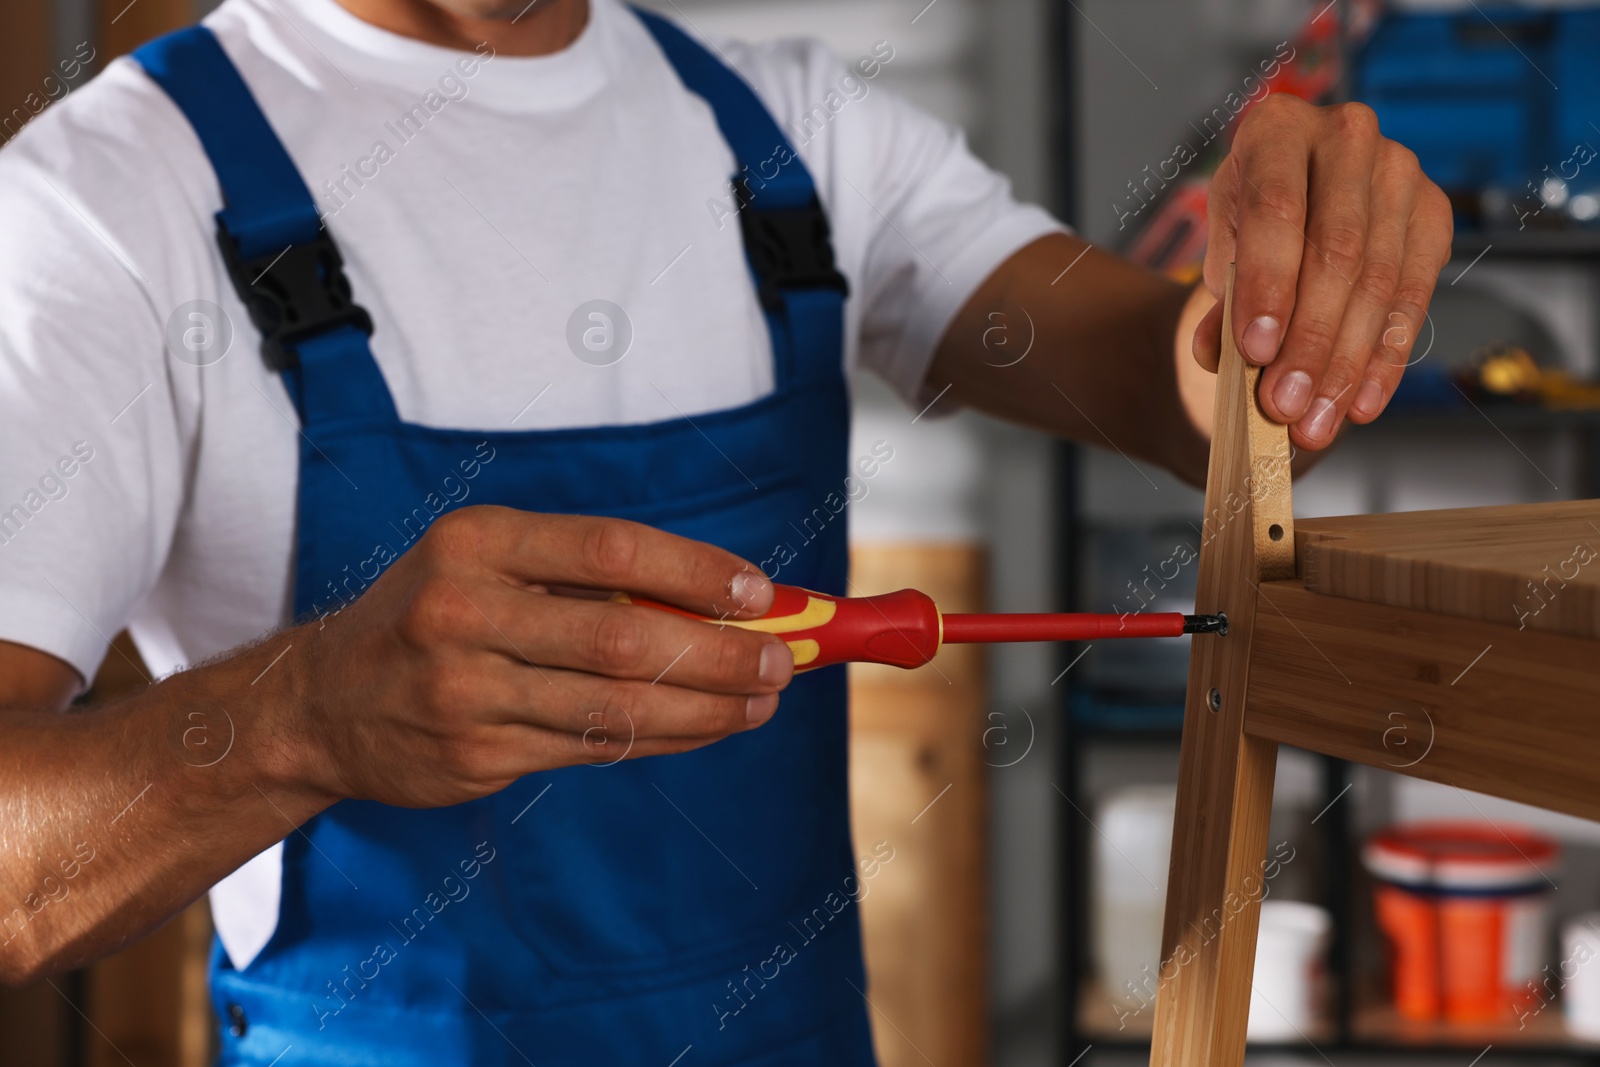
[1363,822,1559,1023]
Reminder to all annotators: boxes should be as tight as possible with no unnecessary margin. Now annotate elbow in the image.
[0,946,48,988]
[0,927,76,988]
[0,949,84,989]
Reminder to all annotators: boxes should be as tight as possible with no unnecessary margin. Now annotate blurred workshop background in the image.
[8,0,1600,1065]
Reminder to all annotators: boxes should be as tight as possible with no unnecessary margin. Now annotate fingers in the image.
[1191,298,1224,373]
[1263,131,1408,447]
[1215,97,1452,448]
[490,727,734,779]
[1324,142,1418,429]
[1254,105,1379,440]
[430,713,750,790]
[1347,182,1453,425]
[1227,95,1318,369]
[468,666,782,780]
[1202,152,1241,307]
[431,576,794,695]
[480,661,780,740]
[431,508,775,619]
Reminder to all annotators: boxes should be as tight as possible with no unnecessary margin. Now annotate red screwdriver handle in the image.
[618,584,942,672]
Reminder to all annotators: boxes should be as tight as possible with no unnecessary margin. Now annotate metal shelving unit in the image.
[1051,2,1600,1057]
[1049,2,1600,1062]
[1054,302,1600,1067]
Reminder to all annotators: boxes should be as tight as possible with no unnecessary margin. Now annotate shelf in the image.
[1076,979,1335,1049]
[1077,977,1154,1043]
[1452,230,1600,260]
[1069,689,1184,737]
[1353,992,1600,1054]
[1373,405,1600,433]
[1076,978,1600,1057]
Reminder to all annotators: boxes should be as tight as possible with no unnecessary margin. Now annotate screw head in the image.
[1207,687,1222,712]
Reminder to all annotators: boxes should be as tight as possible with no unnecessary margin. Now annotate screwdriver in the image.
[617,583,1226,672]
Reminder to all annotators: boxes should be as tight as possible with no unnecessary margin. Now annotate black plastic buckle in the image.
[735,178,850,313]
[216,221,374,372]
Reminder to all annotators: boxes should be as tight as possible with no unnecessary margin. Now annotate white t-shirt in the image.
[0,0,1060,966]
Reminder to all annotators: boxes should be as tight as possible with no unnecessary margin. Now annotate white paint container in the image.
[1246,900,1331,1042]
[1091,784,1176,1013]
[1562,913,1600,1039]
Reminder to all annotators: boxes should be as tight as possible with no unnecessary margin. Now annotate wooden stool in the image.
[1148,268,1600,1067]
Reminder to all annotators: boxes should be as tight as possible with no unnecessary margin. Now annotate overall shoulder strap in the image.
[134,27,395,425]
[135,27,321,257]
[633,8,849,390]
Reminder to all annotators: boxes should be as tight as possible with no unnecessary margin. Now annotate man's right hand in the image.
[0,507,793,983]
[284,507,796,809]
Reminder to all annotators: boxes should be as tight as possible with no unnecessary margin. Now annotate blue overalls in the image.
[135,12,877,1065]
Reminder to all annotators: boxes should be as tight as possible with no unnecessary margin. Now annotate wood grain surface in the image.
[1296,499,1600,638]
[1246,577,1600,824]
[1149,268,1291,1067]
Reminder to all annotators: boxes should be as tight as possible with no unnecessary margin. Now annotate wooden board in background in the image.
[99,0,196,63]
[0,0,52,146]
[849,543,989,1067]
[87,902,213,1067]
[0,978,67,1064]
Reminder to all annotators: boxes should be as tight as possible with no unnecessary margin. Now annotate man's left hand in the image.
[1193,95,1455,450]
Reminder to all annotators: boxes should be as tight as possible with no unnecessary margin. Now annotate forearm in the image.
[929,232,1214,488]
[0,631,333,983]
[0,507,801,982]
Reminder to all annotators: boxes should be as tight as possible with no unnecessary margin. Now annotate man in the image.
[0,0,1449,1061]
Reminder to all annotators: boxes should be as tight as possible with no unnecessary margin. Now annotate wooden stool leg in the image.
[1149,267,1296,1067]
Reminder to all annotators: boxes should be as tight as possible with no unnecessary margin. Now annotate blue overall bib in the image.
[135,13,877,1065]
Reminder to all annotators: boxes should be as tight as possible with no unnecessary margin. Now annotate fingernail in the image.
[1352,378,1385,418]
[1302,396,1337,441]
[746,692,779,725]
[759,641,793,687]
[1242,316,1282,365]
[1273,370,1313,419]
[730,571,772,614]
